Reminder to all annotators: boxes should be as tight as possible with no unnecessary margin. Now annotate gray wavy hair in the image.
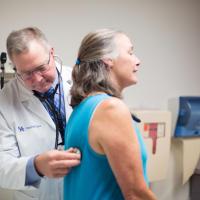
[70,28,124,107]
[6,27,51,60]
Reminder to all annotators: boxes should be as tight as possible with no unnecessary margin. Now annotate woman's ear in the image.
[102,58,114,69]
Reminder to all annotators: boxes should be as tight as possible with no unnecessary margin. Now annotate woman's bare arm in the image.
[89,97,157,200]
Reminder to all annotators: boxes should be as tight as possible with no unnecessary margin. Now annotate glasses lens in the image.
[16,52,51,81]
[17,72,31,80]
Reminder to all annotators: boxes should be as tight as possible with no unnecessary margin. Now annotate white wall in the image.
[0,0,200,200]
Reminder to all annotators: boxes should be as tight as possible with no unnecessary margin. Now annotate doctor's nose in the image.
[31,72,43,82]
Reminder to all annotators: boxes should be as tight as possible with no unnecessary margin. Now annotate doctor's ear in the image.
[102,58,113,69]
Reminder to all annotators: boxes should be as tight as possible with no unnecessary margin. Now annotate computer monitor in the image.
[174,96,200,137]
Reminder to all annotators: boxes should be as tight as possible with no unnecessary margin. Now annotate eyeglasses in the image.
[16,52,51,81]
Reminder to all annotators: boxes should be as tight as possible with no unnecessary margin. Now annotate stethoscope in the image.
[33,56,65,149]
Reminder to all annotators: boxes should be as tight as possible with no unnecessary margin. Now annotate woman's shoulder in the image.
[102,96,127,109]
[98,96,131,119]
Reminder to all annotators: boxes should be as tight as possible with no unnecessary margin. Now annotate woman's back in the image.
[64,94,124,200]
[64,93,148,200]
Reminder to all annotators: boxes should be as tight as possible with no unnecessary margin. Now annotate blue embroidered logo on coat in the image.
[17,125,42,132]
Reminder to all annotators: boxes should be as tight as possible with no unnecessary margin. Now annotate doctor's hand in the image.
[34,148,81,178]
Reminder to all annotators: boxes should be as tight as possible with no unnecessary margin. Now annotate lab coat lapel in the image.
[24,98,55,128]
[17,79,55,128]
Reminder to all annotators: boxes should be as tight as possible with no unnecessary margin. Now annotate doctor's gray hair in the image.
[70,28,124,107]
[6,27,51,60]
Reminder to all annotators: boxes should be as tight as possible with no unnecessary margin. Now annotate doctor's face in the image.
[12,41,57,93]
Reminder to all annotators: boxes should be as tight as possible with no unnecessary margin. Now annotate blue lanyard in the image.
[33,76,66,149]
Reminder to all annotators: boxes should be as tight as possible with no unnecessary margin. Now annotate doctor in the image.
[0,27,81,200]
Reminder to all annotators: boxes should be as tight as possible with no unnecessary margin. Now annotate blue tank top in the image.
[64,94,148,200]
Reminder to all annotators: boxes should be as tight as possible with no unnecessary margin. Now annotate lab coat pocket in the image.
[16,125,54,156]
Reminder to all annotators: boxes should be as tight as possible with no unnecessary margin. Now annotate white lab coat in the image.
[0,65,72,200]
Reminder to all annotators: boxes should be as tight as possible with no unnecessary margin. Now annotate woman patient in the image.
[64,28,157,200]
